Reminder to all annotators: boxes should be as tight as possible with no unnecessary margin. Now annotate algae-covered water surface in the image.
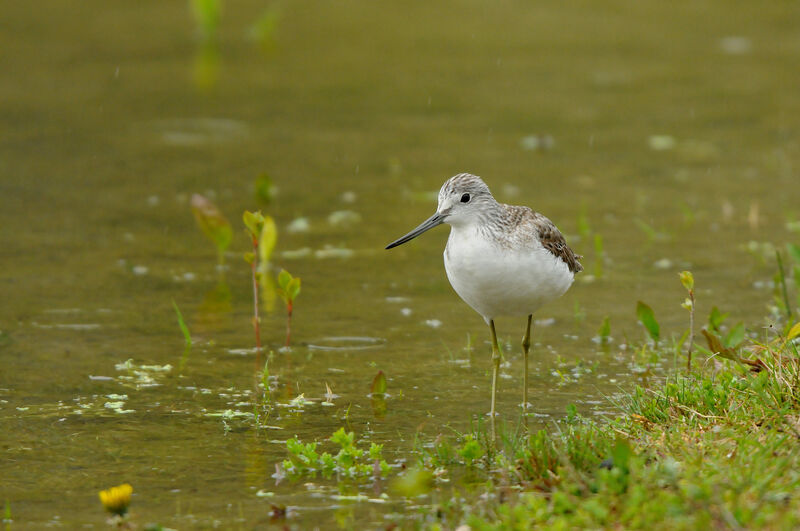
[2,1,799,528]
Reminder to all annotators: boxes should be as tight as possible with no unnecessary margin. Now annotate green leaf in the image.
[723,322,746,348]
[260,359,270,392]
[243,210,264,239]
[330,428,354,448]
[254,172,274,204]
[701,329,739,362]
[368,443,383,460]
[171,299,192,347]
[679,270,694,291]
[371,370,387,395]
[788,322,800,341]
[458,436,483,464]
[243,252,255,264]
[277,269,292,290]
[287,277,301,301]
[566,403,578,421]
[258,215,277,264]
[636,301,660,342]
[708,306,729,331]
[191,194,232,253]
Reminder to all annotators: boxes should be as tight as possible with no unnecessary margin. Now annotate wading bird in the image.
[386,173,582,433]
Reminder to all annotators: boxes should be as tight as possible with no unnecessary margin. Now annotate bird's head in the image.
[385,173,495,249]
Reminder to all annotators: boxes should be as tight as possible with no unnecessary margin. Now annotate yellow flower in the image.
[98,483,133,516]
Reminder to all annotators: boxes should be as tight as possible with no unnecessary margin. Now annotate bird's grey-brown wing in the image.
[504,205,583,274]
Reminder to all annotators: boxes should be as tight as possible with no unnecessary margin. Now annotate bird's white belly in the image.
[443,227,574,320]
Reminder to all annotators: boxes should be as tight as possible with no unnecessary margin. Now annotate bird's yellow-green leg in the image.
[489,319,501,438]
[522,314,533,416]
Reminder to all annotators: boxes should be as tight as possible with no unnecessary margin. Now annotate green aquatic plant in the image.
[171,299,192,348]
[679,271,695,370]
[191,194,232,266]
[244,210,268,356]
[253,172,274,205]
[281,428,391,480]
[370,370,387,418]
[172,299,192,371]
[370,370,387,395]
[636,301,660,343]
[277,269,301,347]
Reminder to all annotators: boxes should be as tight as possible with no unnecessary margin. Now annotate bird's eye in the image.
[460,193,471,203]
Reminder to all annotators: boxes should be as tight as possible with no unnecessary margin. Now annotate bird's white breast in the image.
[443,224,574,321]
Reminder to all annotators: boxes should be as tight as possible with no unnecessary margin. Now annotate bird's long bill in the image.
[385,212,444,249]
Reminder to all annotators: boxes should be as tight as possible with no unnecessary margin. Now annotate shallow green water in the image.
[2,1,799,528]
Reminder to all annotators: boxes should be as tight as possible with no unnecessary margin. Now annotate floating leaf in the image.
[191,194,232,254]
[636,301,660,342]
[371,370,387,395]
[679,271,694,291]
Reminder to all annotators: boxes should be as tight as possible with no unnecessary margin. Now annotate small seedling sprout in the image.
[277,269,301,347]
[244,210,269,356]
